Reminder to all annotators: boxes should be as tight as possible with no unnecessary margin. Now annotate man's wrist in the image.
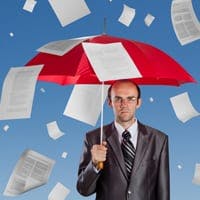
[92,161,101,172]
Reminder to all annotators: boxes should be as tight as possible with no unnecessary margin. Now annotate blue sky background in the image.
[0,0,200,199]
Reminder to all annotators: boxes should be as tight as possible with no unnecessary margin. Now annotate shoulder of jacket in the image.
[86,122,113,138]
[138,121,168,139]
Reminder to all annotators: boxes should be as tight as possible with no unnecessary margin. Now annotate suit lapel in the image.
[105,123,128,180]
[132,122,149,175]
[104,122,150,180]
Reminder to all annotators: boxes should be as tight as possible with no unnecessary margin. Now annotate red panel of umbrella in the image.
[25,34,196,86]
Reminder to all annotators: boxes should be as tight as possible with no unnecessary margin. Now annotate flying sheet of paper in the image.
[177,164,183,170]
[149,97,154,103]
[144,13,155,27]
[3,125,9,132]
[46,121,65,140]
[0,65,43,120]
[82,42,142,82]
[192,163,200,185]
[40,87,46,93]
[23,0,37,13]
[61,152,68,159]
[63,85,109,126]
[170,92,200,123]
[37,35,94,56]
[48,0,91,27]
[9,32,14,37]
[118,4,136,27]
[3,149,55,196]
[48,182,70,200]
[171,0,200,45]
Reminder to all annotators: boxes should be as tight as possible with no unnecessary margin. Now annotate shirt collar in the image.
[114,119,138,142]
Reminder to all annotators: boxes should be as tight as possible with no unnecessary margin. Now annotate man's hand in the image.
[91,141,107,167]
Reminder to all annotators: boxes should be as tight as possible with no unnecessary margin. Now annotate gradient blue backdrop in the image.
[0,0,200,199]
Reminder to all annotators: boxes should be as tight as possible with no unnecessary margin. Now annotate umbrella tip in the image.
[103,17,107,35]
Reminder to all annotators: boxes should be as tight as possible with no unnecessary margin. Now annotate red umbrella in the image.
[26,34,196,86]
[25,34,196,169]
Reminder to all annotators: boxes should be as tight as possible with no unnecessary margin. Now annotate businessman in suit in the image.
[77,79,170,200]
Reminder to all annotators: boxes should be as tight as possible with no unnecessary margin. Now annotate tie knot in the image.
[122,130,131,141]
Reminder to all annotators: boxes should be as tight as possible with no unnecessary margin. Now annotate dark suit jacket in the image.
[77,121,170,200]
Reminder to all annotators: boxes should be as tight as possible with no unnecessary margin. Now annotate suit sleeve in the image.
[76,134,101,196]
[157,136,170,200]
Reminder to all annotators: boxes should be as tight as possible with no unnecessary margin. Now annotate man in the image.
[77,79,170,200]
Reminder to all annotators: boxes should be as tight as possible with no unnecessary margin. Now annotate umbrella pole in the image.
[97,81,104,170]
[100,81,104,144]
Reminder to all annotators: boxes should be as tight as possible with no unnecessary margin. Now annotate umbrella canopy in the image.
[26,34,196,86]
[25,34,196,170]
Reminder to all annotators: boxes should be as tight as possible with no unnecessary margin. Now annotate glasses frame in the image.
[112,96,138,104]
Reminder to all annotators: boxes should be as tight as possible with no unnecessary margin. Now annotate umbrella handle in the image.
[97,141,106,170]
[97,161,104,170]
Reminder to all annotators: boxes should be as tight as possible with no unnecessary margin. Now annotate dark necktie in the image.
[121,130,136,180]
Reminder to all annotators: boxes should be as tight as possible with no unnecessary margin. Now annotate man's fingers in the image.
[102,141,107,147]
[92,144,107,151]
[91,143,108,164]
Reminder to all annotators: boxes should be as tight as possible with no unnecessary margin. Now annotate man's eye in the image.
[127,97,137,101]
[114,97,122,101]
[113,96,137,103]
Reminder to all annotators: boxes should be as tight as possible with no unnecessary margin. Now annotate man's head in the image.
[107,80,142,128]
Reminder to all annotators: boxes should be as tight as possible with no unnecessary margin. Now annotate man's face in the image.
[108,81,141,125]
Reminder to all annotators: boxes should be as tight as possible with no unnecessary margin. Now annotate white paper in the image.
[48,182,70,200]
[144,13,155,27]
[23,0,37,13]
[192,163,200,185]
[3,124,9,132]
[171,0,200,45]
[48,0,91,27]
[118,4,136,27]
[46,121,65,140]
[40,87,46,93]
[61,152,68,159]
[63,85,109,126]
[177,164,183,170]
[37,36,94,56]
[170,92,200,123]
[0,65,43,120]
[9,32,14,37]
[3,149,55,196]
[82,42,142,82]
[149,97,154,102]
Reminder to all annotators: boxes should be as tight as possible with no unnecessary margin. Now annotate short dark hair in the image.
[107,79,141,100]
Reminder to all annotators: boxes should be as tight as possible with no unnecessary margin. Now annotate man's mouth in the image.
[120,110,129,114]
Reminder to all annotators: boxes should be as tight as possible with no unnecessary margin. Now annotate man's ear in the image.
[107,98,113,108]
[136,98,142,109]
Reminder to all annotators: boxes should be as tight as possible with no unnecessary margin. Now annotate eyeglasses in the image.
[113,96,138,104]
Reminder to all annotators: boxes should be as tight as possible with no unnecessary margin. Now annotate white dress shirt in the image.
[114,119,138,149]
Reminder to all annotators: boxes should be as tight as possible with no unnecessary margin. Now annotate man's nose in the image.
[120,98,128,105]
